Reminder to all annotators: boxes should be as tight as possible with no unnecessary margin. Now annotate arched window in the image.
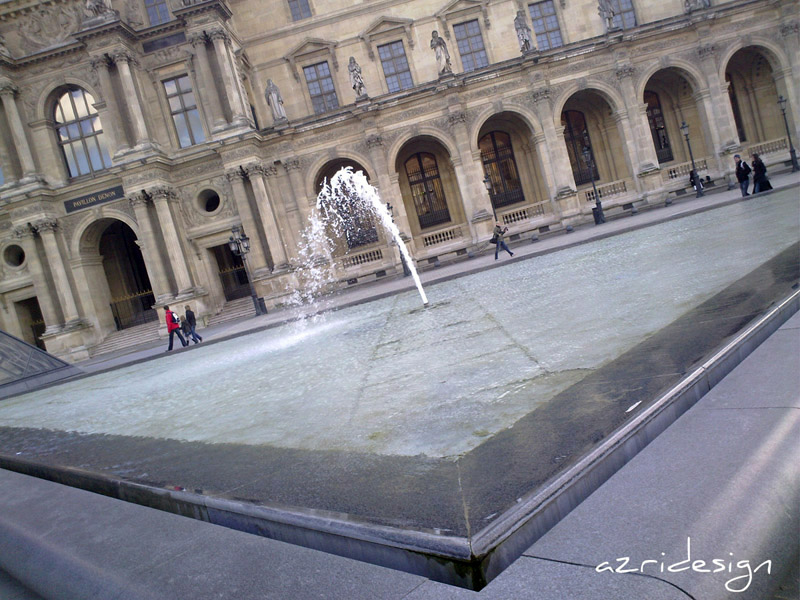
[317,162,378,250]
[54,87,112,178]
[404,153,450,229]
[644,91,673,163]
[480,131,525,209]
[562,110,598,186]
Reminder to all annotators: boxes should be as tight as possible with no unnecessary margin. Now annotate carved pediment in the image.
[434,0,490,38]
[359,16,415,59]
[284,37,338,80]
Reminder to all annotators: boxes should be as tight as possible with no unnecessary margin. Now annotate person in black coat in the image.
[183,305,203,344]
[751,153,772,193]
[734,154,751,197]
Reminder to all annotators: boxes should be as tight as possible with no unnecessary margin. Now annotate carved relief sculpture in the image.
[514,10,534,54]
[348,57,367,99]
[430,31,452,75]
[0,34,11,59]
[265,79,288,122]
[84,0,119,22]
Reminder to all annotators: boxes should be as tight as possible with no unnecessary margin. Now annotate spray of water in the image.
[289,167,428,311]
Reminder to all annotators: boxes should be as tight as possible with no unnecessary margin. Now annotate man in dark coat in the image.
[184,305,202,344]
[164,305,188,351]
[751,153,772,193]
[734,154,751,197]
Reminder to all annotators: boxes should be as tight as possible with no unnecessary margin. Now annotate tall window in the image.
[562,110,598,186]
[611,0,637,29]
[480,132,525,209]
[528,1,563,50]
[644,91,673,163]
[288,0,312,21]
[144,0,170,26]
[378,41,414,93]
[726,73,747,143]
[404,153,450,229]
[54,87,112,178]
[453,20,489,72]
[303,62,339,114]
[163,76,205,148]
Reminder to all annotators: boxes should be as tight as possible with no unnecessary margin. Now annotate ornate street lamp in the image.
[483,173,498,222]
[777,96,800,172]
[228,224,266,316]
[680,121,704,198]
[581,146,605,224]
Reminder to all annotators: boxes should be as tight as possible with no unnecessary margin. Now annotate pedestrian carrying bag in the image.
[490,235,498,244]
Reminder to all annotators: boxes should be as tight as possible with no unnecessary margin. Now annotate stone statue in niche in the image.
[265,79,288,122]
[430,31,452,75]
[514,10,534,53]
[348,57,367,99]
[598,0,617,32]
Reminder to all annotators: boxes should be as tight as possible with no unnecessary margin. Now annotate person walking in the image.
[184,305,203,344]
[164,305,188,351]
[492,222,514,260]
[751,153,772,193]
[734,154,751,197]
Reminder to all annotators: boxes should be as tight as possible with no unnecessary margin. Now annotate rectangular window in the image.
[453,20,489,72]
[611,0,637,29]
[303,62,339,114]
[378,41,414,93]
[288,0,312,21]
[144,0,170,26]
[528,1,563,50]
[163,76,206,148]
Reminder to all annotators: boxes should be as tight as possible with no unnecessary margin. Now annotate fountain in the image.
[301,167,428,307]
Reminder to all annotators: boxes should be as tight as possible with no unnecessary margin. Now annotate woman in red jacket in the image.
[164,305,188,351]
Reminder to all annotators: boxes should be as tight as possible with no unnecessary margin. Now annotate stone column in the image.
[366,134,413,238]
[260,164,300,259]
[447,111,494,226]
[90,56,129,155]
[13,225,61,333]
[112,51,149,146]
[0,81,38,180]
[615,65,660,176]
[245,164,289,270]
[696,44,739,172]
[129,192,172,302]
[33,219,80,323]
[283,157,310,222]
[209,29,248,125]
[780,21,800,121]
[225,168,270,276]
[188,32,227,131]
[532,89,578,199]
[149,186,193,294]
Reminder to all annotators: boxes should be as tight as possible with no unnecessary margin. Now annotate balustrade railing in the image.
[341,248,383,268]
[744,137,787,157]
[584,179,628,203]
[500,201,547,225]
[665,158,708,181]
[423,226,462,248]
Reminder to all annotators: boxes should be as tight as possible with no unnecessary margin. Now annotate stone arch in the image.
[71,209,139,258]
[305,150,376,199]
[386,125,459,172]
[636,59,707,102]
[552,80,627,127]
[36,77,103,123]
[717,38,791,84]
[468,104,542,154]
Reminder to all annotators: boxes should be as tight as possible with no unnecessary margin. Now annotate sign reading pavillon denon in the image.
[64,185,125,214]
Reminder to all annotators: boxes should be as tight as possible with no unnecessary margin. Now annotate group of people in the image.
[163,305,203,352]
[734,153,772,196]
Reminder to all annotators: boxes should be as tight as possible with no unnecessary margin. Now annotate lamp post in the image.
[228,225,266,316]
[680,121,704,198]
[483,173,498,222]
[581,146,605,224]
[777,96,800,172]
[386,202,411,276]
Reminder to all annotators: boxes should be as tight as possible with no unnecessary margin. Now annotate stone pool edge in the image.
[1,288,796,591]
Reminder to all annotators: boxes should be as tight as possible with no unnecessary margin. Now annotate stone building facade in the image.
[0,0,797,361]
